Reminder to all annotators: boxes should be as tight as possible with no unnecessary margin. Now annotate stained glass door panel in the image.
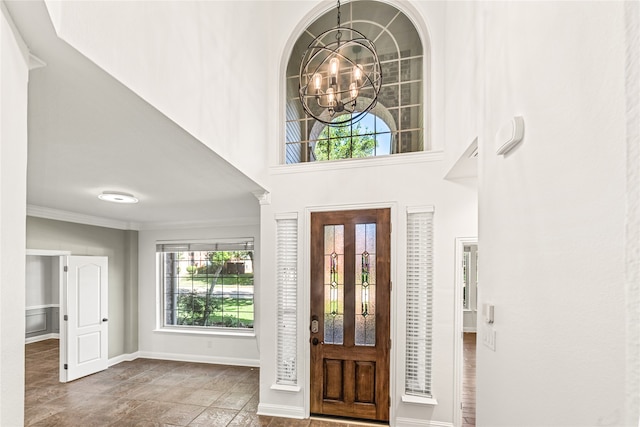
[355,223,376,346]
[310,209,390,422]
[324,225,344,345]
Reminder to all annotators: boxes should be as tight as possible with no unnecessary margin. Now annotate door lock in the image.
[310,315,319,334]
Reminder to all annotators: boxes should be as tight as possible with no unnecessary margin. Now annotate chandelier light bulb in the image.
[313,73,322,91]
[353,64,363,82]
[329,57,339,83]
[326,87,335,105]
[349,82,358,99]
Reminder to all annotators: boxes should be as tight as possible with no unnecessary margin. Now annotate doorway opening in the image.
[24,251,109,383]
[454,238,477,427]
[462,244,477,425]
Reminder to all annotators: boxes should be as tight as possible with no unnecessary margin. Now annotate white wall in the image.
[624,2,640,423]
[44,0,272,188]
[41,0,448,186]
[443,1,481,175]
[258,158,477,425]
[469,2,628,425]
[26,217,139,357]
[138,224,260,366]
[0,3,29,425]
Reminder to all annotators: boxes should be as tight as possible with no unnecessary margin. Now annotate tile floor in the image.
[25,340,386,427]
[462,332,477,427]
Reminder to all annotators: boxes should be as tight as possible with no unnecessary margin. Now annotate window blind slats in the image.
[156,240,254,253]
[405,210,434,397]
[276,218,298,385]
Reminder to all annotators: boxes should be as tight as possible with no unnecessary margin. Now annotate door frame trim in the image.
[303,202,398,422]
[454,236,478,427]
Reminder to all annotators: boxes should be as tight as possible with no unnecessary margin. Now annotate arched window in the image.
[285,1,425,164]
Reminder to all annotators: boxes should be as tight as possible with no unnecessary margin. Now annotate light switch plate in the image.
[483,325,496,351]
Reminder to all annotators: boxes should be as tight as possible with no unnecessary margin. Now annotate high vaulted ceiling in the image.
[5,0,264,230]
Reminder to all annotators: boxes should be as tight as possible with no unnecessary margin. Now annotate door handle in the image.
[312,337,323,346]
[102,318,108,322]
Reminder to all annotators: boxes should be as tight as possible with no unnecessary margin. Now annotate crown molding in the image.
[137,216,260,231]
[27,205,140,230]
[27,205,259,232]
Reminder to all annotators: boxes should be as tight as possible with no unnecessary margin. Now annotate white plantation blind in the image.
[156,240,254,253]
[276,216,298,385]
[405,208,434,396]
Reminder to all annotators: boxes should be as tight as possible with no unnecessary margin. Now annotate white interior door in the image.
[61,255,108,382]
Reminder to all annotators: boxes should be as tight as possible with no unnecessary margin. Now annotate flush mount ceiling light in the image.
[98,191,138,204]
[298,0,382,126]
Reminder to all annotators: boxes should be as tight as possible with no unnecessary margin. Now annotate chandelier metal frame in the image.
[298,0,382,127]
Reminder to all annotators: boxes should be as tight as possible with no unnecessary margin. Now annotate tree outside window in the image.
[158,241,254,330]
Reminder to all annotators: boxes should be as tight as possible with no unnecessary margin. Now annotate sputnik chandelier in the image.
[298,0,382,127]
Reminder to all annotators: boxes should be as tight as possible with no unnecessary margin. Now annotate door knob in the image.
[312,337,323,346]
[102,318,108,322]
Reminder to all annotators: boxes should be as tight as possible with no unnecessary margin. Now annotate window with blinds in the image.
[276,216,298,385]
[405,208,434,396]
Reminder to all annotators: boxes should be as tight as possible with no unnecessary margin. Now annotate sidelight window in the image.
[276,215,299,385]
[405,208,434,397]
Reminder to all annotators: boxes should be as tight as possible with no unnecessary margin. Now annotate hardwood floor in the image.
[462,332,476,427]
[25,340,384,427]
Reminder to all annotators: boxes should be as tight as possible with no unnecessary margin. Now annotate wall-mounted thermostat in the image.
[496,116,525,156]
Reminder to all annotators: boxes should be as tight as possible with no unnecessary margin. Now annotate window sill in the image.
[154,327,255,338]
[401,395,438,406]
[271,150,444,174]
[270,384,301,393]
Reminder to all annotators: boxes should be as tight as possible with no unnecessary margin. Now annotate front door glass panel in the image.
[355,223,376,346]
[324,225,344,345]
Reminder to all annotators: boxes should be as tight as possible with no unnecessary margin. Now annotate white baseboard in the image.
[25,333,59,344]
[137,351,259,368]
[257,403,305,419]
[463,327,477,333]
[109,351,140,367]
[396,418,453,427]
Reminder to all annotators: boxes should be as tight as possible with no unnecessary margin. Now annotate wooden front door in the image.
[310,209,390,422]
